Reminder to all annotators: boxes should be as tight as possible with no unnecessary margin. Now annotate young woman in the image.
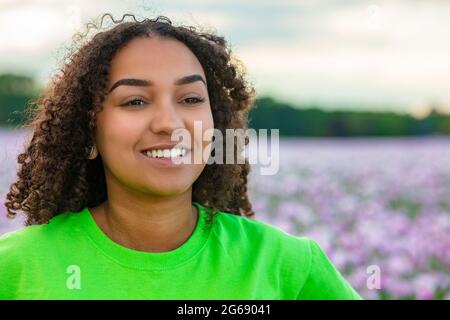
[0,14,362,300]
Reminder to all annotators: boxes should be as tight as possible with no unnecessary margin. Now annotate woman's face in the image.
[94,36,214,196]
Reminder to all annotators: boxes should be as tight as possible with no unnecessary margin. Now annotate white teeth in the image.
[143,148,189,159]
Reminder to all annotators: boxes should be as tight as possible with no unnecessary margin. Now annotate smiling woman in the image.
[0,13,361,300]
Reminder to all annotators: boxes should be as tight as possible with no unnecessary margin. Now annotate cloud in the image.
[0,0,449,113]
[231,0,450,110]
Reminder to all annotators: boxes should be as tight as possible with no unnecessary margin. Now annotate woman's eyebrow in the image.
[108,74,206,93]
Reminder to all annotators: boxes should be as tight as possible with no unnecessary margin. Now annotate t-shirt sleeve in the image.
[297,238,363,300]
[0,231,23,300]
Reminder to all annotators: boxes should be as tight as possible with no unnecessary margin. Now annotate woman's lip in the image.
[140,145,191,153]
[138,150,191,167]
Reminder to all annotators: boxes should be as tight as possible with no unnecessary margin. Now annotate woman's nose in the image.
[148,99,185,134]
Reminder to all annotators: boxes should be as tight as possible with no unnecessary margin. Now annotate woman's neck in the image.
[89,195,198,253]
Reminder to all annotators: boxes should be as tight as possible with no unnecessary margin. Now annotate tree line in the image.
[249,97,450,137]
[0,73,449,136]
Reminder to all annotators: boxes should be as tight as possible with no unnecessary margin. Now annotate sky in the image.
[0,0,449,117]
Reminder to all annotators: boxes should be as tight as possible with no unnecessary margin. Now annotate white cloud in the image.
[160,10,236,31]
[1,0,449,113]
[0,3,83,54]
[233,1,450,111]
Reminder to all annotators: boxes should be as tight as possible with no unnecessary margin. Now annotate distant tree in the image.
[0,73,39,126]
[249,95,450,137]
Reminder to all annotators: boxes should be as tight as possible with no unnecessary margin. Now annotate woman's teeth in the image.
[143,148,187,159]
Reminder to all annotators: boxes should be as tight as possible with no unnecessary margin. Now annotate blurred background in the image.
[1,0,449,299]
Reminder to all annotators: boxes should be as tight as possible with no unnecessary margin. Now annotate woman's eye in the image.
[122,97,204,107]
[123,98,145,107]
[183,97,205,105]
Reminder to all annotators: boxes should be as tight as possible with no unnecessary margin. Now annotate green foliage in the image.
[1,74,449,137]
[250,96,450,137]
[0,73,39,127]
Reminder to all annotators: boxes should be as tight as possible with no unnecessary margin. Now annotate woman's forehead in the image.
[109,37,205,79]
[107,42,206,90]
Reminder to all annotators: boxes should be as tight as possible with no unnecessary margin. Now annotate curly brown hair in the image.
[4,13,257,226]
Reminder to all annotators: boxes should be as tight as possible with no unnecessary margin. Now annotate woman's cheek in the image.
[96,110,140,157]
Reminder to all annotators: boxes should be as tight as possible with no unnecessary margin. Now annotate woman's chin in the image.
[142,182,192,196]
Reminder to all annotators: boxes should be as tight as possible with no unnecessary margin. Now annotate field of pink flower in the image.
[1,130,450,299]
[249,137,450,300]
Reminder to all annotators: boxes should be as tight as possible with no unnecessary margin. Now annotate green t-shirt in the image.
[0,201,362,300]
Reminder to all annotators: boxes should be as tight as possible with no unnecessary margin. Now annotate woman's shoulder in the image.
[0,223,46,283]
[0,224,42,256]
[211,210,314,262]
[214,210,311,244]
[211,210,362,299]
[0,209,85,259]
